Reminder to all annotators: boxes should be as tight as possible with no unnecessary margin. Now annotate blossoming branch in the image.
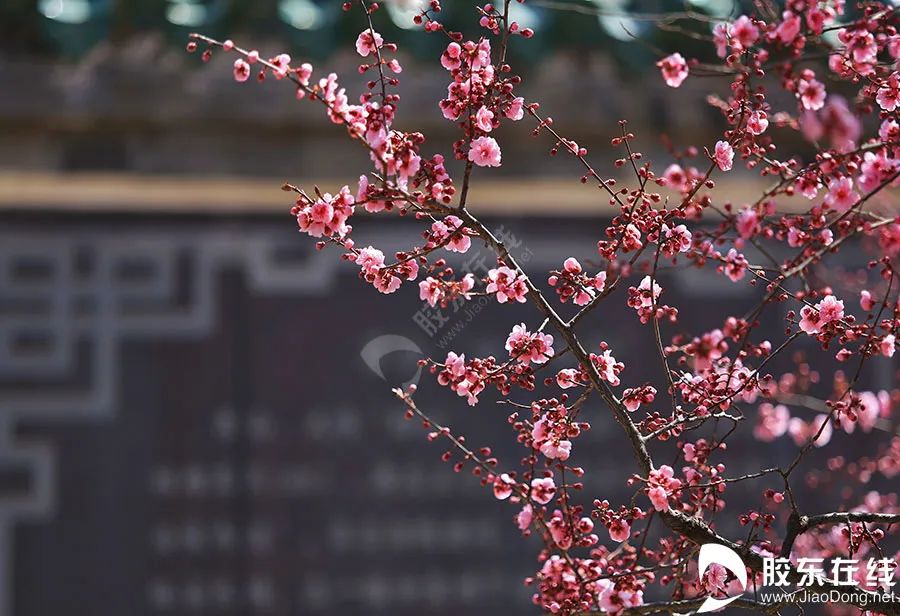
[187,1,900,614]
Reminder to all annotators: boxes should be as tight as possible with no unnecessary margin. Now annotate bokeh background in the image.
[0,1,897,615]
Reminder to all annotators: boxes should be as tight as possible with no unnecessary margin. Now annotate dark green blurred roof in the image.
[2,0,753,64]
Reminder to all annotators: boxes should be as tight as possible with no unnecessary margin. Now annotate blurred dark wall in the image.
[0,212,893,615]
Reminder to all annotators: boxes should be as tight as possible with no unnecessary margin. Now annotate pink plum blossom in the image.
[468,136,502,167]
[663,164,689,191]
[487,266,528,303]
[663,224,692,253]
[493,473,516,500]
[881,334,896,358]
[516,504,533,531]
[647,466,682,512]
[431,215,471,253]
[594,349,621,386]
[713,23,730,58]
[799,295,845,335]
[540,439,572,461]
[505,97,524,121]
[754,403,790,442]
[355,30,383,57]
[232,58,250,82]
[736,209,759,239]
[877,73,900,111]
[703,563,729,595]
[731,15,759,50]
[723,248,749,282]
[777,11,801,43]
[657,53,688,88]
[530,477,556,505]
[505,323,555,365]
[648,487,669,512]
[269,53,291,79]
[798,74,827,111]
[860,290,875,311]
[788,414,833,447]
[714,141,734,171]
[747,110,769,135]
[556,369,580,389]
[475,105,494,132]
[824,176,859,212]
[608,519,631,543]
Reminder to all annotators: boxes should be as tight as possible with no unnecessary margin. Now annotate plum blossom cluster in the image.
[354,245,418,294]
[427,214,472,253]
[189,1,900,614]
[525,397,589,462]
[418,269,475,308]
[548,257,607,306]
[546,508,597,551]
[506,323,555,365]
[592,499,645,544]
[486,265,528,303]
[799,294,846,337]
[292,185,355,240]
[432,349,536,406]
[676,356,761,414]
[644,465,684,513]
[626,276,677,324]
[438,32,525,168]
[590,345,623,387]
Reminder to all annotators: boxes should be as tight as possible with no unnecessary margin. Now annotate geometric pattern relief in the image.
[0,222,757,616]
[0,228,341,615]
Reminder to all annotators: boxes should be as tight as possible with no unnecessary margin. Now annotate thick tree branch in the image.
[781,511,900,559]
